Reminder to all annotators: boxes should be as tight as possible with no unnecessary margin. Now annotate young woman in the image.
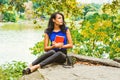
[22,12,73,74]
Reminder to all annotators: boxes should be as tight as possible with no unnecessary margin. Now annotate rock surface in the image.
[70,53,120,68]
[20,54,120,80]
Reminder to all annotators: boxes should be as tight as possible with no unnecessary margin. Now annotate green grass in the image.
[1,20,48,31]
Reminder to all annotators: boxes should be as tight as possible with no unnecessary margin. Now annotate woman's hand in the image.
[55,43,63,49]
[52,41,56,46]
[52,41,63,49]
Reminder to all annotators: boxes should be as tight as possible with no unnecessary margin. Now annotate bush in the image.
[3,11,17,22]
[0,61,27,80]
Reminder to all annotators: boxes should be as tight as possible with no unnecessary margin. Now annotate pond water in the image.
[0,24,44,65]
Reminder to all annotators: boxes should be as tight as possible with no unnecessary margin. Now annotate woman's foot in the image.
[22,68,31,75]
[30,64,40,72]
[22,64,40,75]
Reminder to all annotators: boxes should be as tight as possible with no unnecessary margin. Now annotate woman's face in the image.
[53,14,63,26]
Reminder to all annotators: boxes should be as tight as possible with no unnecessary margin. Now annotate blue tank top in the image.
[46,27,68,51]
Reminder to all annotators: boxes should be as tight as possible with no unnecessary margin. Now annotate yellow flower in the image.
[103,20,112,27]
[90,29,96,35]
[94,21,101,30]
[115,48,120,52]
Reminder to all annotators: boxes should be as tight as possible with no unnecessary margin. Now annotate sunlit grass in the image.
[0,20,47,31]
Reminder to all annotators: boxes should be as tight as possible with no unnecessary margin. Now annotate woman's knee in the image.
[55,51,66,63]
[57,51,66,57]
[46,50,56,54]
[49,50,56,53]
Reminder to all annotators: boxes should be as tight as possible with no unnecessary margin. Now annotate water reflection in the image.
[0,29,44,65]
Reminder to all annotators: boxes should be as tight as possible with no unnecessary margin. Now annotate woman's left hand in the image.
[52,41,63,48]
[57,43,63,49]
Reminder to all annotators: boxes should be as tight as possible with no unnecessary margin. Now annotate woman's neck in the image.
[53,24,61,32]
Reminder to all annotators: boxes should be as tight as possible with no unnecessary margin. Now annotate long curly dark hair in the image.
[45,12,66,34]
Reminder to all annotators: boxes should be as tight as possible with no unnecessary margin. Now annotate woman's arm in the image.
[44,33,55,51]
[62,29,73,49]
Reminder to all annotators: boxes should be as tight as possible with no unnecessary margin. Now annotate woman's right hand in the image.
[52,41,63,49]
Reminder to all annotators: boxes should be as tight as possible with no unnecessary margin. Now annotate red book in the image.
[55,35,64,43]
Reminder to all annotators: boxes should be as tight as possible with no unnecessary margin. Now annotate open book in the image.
[55,35,64,43]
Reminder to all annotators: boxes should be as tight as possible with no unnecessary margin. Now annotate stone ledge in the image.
[20,54,120,80]
[69,53,120,68]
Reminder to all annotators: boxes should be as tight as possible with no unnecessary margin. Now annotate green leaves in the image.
[31,0,83,19]
[70,10,120,59]
[3,11,17,22]
[0,61,27,80]
[30,40,44,56]
[102,0,120,15]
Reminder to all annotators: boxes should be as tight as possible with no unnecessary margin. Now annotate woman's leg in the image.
[30,52,66,72]
[31,50,56,66]
[23,50,56,74]
[54,51,66,63]
[39,51,66,67]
